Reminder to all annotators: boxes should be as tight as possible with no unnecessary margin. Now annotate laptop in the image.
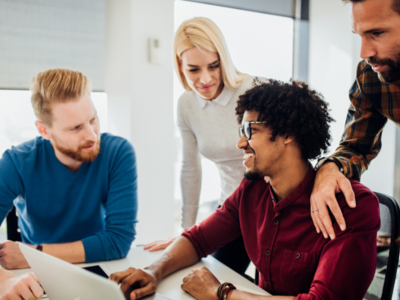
[19,244,170,300]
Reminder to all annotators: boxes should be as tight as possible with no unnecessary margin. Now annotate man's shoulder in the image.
[338,180,380,226]
[4,137,45,160]
[100,133,131,147]
[99,133,135,158]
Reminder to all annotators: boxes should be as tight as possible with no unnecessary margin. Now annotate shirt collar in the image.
[270,164,315,212]
[196,86,236,108]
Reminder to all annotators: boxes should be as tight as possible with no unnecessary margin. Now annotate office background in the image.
[0,0,398,245]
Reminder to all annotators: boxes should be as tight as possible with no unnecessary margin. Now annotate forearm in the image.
[42,240,85,263]
[145,236,198,281]
[228,290,295,300]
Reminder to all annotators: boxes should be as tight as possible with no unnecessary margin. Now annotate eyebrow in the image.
[353,28,386,35]
[187,59,220,68]
[65,113,97,130]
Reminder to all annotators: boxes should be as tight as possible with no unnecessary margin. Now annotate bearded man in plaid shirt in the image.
[311,0,400,240]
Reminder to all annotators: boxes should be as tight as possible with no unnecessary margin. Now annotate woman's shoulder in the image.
[178,90,196,105]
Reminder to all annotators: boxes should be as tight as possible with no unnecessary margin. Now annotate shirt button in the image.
[265,281,270,286]
[296,253,301,259]
[274,220,279,225]
[271,197,274,202]
[265,250,270,256]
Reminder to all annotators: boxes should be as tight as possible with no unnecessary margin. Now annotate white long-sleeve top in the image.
[177,74,256,229]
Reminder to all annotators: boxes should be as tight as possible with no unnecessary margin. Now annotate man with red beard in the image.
[0,69,138,300]
[311,0,400,241]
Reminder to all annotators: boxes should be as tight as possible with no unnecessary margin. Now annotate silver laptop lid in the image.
[19,243,126,300]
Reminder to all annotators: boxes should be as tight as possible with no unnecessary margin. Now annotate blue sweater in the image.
[0,133,138,262]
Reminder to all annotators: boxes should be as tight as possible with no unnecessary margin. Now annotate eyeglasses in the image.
[238,121,266,140]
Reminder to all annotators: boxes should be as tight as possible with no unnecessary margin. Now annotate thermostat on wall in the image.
[149,38,163,64]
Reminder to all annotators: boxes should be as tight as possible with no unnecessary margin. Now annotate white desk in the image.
[11,246,270,299]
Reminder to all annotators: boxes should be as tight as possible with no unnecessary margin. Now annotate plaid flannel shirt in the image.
[331,60,400,180]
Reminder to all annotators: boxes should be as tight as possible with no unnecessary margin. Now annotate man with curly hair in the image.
[311,0,400,241]
[110,80,379,300]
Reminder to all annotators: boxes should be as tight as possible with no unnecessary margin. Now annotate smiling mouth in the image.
[243,152,254,166]
[198,84,215,90]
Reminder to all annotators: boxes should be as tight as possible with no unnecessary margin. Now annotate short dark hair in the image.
[236,79,334,161]
[342,0,400,15]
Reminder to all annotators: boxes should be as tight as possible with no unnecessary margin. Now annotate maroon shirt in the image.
[182,166,380,299]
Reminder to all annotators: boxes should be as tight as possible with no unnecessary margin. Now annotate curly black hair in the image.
[236,79,334,161]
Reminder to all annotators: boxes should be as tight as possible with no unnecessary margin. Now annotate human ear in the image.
[35,121,51,140]
[284,136,294,145]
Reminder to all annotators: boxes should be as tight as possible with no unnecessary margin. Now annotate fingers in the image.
[316,201,336,240]
[144,239,174,251]
[328,198,346,232]
[129,282,156,300]
[148,243,169,252]
[7,275,40,300]
[310,197,321,234]
[110,267,136,284]
[143,241,162,250]
[26,273,44,299]
[338,177,356,208]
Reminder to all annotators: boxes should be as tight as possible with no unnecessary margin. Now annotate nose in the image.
[236,134,248,150]
[84,124,97,141]
[360,37,377,60]
[200,69,212,84]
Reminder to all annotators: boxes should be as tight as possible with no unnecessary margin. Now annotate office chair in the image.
[6,205,22,242]
[364,192,400,300]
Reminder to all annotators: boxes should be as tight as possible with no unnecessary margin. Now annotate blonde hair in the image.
[30,69,92,126]
[174,17,245,91]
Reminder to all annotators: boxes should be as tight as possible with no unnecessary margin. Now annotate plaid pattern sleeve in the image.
[331,60,400,180]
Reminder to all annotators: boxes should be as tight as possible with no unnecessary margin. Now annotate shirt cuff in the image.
[82,234,106,263]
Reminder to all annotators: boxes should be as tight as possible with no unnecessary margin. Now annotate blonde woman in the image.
[145,17,262,277]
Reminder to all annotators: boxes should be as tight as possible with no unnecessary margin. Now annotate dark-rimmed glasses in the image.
[238,121,266,140]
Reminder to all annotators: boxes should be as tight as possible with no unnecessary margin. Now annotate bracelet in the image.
[223,285,236,300]
[217,282,236,300]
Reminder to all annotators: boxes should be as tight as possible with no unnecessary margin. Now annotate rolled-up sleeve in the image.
[182,182,243,259]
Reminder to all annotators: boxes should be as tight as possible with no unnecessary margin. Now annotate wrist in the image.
[316,157,344,173]
[144,265,163,283]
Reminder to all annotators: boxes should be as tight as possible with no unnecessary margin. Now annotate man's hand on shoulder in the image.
[0,272,43,300]
[0,241,31,270]
[311,162,356,240]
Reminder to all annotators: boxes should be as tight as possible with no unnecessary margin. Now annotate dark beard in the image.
[244,166,264,181]
[367,53,400,83]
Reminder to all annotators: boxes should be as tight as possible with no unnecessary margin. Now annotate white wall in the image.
[105,0,176,244]
[308,0,396,196]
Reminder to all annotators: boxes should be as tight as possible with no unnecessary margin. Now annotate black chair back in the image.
[364,192,400,300]
[6,205,22,242]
